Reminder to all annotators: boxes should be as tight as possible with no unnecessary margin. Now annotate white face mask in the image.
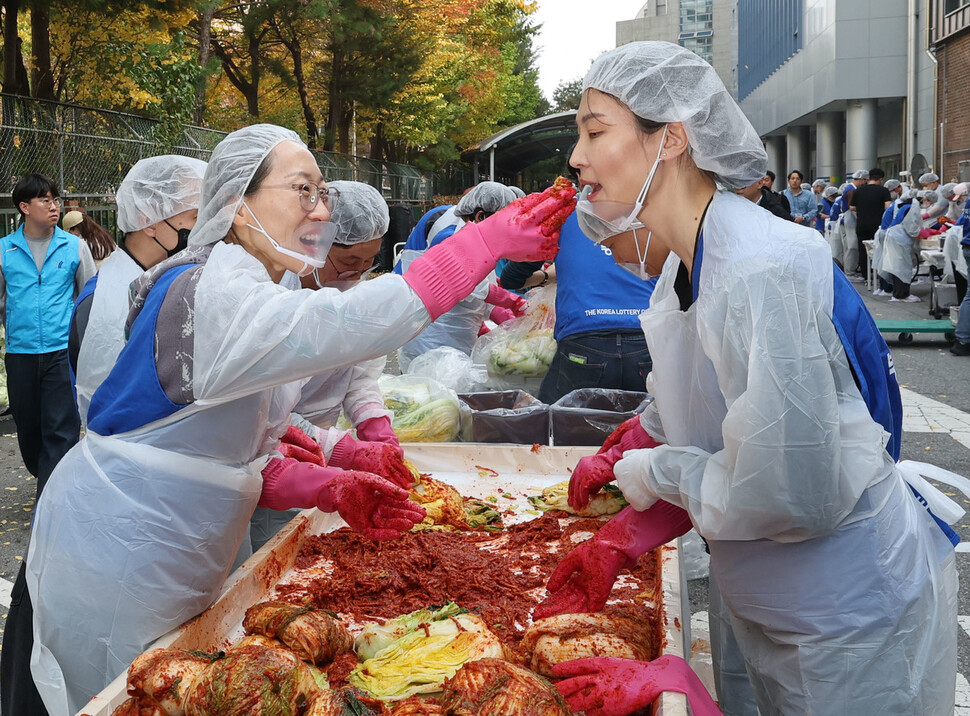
[614,229,661,281]
[244,200,337,277]
[575,124,669,244]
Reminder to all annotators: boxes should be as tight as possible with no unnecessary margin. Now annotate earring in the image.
[662,152,667,157]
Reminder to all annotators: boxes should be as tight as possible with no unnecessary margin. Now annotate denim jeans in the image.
[955,246,970,345]
[538,330,652,404]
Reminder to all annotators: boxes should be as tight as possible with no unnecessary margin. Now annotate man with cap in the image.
[70,155,207,426]
[849,168,893,280]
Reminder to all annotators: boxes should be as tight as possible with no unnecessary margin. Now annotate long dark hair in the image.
[77,214,116,260]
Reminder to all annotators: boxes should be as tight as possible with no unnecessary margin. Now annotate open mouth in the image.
[580,181,602,200]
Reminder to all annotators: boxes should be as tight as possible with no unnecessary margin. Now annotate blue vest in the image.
[830,266,958,547]
[87,264,195,436]
[393,205,455,274]
[554,213,656,340]
[957,206,970,246]
[0,225,81,353]
[880,202,897,230]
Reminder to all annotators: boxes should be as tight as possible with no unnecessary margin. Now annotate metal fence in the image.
[0,93,438,208]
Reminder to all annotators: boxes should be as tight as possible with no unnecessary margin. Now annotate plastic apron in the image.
[825,214,843,264]
[74,250,143,426]
[841,207,859,273]
[884,225,917,283]
[636,194,957,715]
[398,248,490,370]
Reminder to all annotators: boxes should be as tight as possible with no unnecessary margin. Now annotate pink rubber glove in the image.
[259,458,425,540]
[533,502,692,620]
[553,655,722,716]
[569,416,661,511]
[403,181,576,320]
[486,283,528,316]
[918,227,943,239]
[489,305,516,324]
[277,424,325,466]
[355,415,400,447]
[329,433,414,489]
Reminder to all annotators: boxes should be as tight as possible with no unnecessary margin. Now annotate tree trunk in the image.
[369,122,384,161]
[29,0,54,100]
[290,39,317,145]
[324,47,341,152]
[245,27,260,117]
[337,104,352,155]
[193,4,215,125]
[2,0,26,94]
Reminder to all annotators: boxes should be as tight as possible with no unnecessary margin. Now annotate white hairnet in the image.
[508,185,526,198]
[900,187,918,201]
[884,179,901,192]
[583,41,766,188]
[188,124,304,247]
[953,182,969,198]
[838,183,849,193]
[800,183,811,191]
[940,182,957,199]
[117,156,208,233]
[327,180,389,245]
[922,190,939,204]
[919,172,940,185]
[812,179,826,188]
[823,186,838,198]
[852,170,869,180]
[455,181,517,218]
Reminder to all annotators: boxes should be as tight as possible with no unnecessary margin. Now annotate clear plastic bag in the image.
[550,388,650,446]
[377,374,461,443]
[680,529,711,581]
[405,346,490,394]
[471,284,557,379]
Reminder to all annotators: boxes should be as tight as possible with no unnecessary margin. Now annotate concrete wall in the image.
[616,0,739,97]
[739,0,909,135]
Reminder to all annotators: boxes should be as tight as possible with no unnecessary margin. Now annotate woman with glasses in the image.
[250,180,402,550]
[24,124,574,714]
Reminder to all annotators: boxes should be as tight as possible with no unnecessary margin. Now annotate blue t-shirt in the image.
[553,213,656,340]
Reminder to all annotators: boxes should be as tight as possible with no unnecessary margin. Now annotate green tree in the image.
[552,78,583,112]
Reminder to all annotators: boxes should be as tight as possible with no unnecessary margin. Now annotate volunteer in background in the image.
[70,155,208,424]
[25,123,574,714]
[251,180,404,550]
[63,210,115,269]
[397,180,525,370]
[536,41,957,716]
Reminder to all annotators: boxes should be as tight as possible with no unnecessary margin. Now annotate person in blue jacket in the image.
[0,173,95,494]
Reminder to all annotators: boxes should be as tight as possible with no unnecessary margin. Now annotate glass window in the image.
[945,0,970,13]
[656,0,667,15]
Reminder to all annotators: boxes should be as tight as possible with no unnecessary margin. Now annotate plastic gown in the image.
[73,250,143,425]
[26,241,430,715]
[614,191,957,714]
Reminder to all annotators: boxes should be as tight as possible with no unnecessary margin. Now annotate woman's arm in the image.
[617,259,880,542]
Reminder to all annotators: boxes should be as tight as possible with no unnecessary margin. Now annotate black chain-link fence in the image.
[0,93,439,206]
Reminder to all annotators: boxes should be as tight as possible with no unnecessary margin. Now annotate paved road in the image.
[0,274,968,708]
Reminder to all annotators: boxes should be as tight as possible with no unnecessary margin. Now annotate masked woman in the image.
[536,42,957,716]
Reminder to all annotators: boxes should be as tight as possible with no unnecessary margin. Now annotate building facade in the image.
[932,0,970,181]
[617,0,740,97]
[737,0,937,187]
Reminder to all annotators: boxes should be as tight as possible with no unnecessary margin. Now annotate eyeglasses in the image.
[32,197,61,208]
[265,183,339,213]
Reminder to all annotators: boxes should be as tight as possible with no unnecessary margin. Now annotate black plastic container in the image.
[458,390,549,444]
